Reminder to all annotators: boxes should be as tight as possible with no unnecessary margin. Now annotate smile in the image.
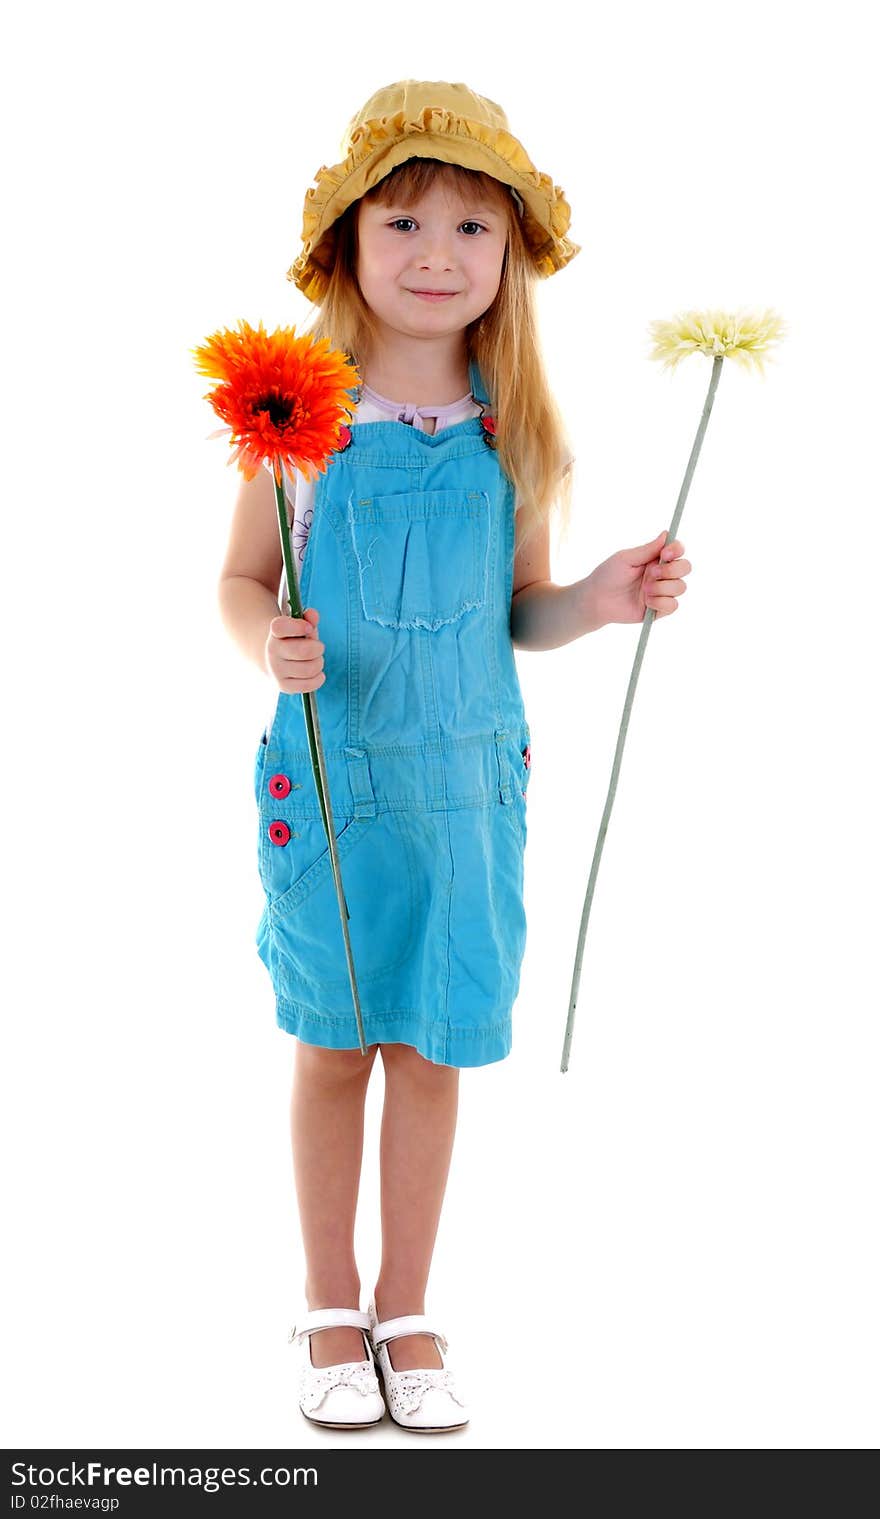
[408,290,459,301]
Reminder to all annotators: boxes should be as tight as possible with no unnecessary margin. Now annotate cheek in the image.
[472,253,504,299]
[360,244,401,288]
[356,252,386,297]
[473,239,506,283]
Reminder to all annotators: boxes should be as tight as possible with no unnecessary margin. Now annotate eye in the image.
[387,218,488,235]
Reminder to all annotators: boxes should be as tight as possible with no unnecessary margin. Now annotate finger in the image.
[282,672,326,693]
[625,531,669,565]
[280,641,325,664]
[659,538,685,562]
[645,593,680,615]
[657,557,691,578]
[271,615,317,638]
[649,575,687,595]
[286,662,325,680]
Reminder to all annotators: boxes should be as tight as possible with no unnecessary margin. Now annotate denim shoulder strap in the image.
[468,358,491,408]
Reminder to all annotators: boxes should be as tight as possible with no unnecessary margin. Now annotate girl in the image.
[217,80,692,1433]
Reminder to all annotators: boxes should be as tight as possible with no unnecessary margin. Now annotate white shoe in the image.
[289,1308,385,1429]
[367,1299,470,1432]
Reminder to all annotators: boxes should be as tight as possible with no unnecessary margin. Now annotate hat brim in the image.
[287,109,580,305]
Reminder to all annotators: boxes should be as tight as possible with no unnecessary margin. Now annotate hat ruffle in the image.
[288,104,581,304]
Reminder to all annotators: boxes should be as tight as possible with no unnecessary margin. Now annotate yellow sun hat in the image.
[287,79,581,304]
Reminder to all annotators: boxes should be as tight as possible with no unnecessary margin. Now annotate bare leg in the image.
[291,1040,379,1368]
[373,1042,460,1371]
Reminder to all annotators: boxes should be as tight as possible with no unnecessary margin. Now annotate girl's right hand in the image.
[264,608,327,693]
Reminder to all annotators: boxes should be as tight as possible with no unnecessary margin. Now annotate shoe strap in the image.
[290,1308,372,1341]
[371,1314,448,1353]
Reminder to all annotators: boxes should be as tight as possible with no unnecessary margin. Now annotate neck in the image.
[359,328,472,407]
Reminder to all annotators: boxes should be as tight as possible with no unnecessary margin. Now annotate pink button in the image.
[268,821,291,847]
[269,773,292,798]
[522,744,531,770]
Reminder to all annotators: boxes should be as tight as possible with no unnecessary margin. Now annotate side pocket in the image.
[503,731,531,844]
[520,734,532,801]
[254,727,269,805]
[266,811,417,989]
[259,813,369,915]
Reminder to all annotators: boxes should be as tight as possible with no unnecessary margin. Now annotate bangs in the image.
[366,157,512,216]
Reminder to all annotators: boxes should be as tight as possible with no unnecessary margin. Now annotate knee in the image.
[379,1042,458,1085]
[295,1040,380,1087]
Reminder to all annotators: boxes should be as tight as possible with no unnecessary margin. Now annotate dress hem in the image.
[273,995,512,1069]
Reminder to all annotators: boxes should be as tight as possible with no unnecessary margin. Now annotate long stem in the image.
[272,461,368,1056]
[273,467,331,839]
[560,355,724,1073]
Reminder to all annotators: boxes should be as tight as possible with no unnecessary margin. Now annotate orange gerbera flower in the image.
[192,318,360,483]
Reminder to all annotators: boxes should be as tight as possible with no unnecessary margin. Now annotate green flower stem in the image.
[560,355,724,1073]
[272,463,368,1057]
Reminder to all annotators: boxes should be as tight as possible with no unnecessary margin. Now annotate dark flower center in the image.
[253,390,305,427]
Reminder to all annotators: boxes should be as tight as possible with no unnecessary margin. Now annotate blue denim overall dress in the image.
[253,359,532,1067]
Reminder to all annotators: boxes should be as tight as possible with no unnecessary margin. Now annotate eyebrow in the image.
[379,202,499,216]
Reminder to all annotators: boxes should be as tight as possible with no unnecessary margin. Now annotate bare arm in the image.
[217,465,325,690]
[218,575,284,674]
[510,504,607,652]
[216,463,285,670]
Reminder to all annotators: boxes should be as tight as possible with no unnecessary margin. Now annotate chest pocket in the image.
[348,489,490,631]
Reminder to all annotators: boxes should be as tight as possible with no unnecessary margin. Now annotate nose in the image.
[414,230,456,271]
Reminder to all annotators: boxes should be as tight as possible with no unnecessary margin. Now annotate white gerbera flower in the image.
[648,308,786,374]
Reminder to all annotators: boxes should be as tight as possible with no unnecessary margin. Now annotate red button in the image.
[523,744,531,769]
[269,772,292,798]
[337,424,352,450]
[268,821,291,847]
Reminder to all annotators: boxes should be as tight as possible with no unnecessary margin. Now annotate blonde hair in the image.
[297,157,574,552]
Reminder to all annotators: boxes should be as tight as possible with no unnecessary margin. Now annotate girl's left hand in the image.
[588,530,692,625]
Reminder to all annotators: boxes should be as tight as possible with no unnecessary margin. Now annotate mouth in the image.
[408,289,459,300]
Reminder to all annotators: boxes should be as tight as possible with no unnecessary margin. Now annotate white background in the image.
[3,0,878,1452]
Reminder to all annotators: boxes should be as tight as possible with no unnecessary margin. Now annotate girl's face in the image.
[356,177,508,344]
